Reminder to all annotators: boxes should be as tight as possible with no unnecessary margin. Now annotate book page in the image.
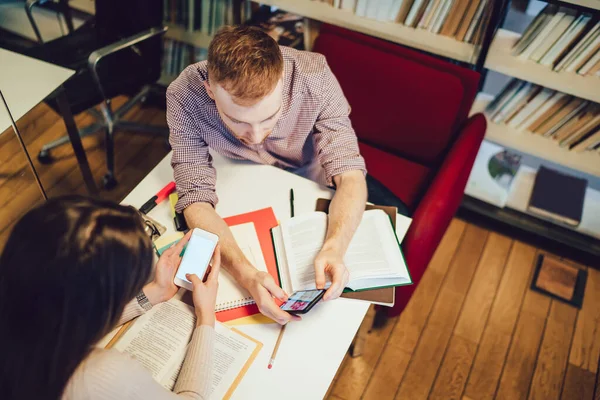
[344,210,407,281]
[112,299,262,398]
[112,299,196,385]
[210,323,261,400]
[281,210,409,292]
[216,222,267,310]
[280,212,328,291]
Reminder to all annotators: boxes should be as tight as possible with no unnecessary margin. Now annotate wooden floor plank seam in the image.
[424,232,494,400]
[358,315,402,400]
[458,239,516,400]
[494,252,552,400]
[558,299,584,400]
[391,224,471,399]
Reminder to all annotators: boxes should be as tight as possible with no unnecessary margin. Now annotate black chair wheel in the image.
[38,150,53,164]
[102,173,118,190]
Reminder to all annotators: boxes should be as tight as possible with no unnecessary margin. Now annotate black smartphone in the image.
[280,289,326,314]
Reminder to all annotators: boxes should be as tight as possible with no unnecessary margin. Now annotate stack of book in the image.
[162,39,208,77]
[317,0,493,44]
[164,0,252,34]
[485,79,600,153]
[512,5,600,76]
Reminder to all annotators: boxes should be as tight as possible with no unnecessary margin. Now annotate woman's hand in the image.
[143,230,192,306]
[187,244,221,327]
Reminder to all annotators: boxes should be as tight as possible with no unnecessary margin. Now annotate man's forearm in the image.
[324,170,368,254]
[183,203,254,283]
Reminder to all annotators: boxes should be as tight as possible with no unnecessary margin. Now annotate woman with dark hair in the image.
[0,196,220,399]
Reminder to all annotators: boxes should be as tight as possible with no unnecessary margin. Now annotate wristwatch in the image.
[136,289,153,312]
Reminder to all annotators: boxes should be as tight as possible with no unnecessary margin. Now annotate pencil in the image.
[289,188,295,218]
[268,324,286,369]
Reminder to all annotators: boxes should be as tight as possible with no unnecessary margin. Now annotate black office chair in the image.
[25,0,168,189]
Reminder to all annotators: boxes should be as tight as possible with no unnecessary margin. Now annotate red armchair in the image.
[313,24,486,317]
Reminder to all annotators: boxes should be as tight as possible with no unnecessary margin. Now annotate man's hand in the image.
[314,245,350,301]
[241,269,301,325]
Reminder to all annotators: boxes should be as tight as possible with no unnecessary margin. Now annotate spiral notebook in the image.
[215,223,268,311]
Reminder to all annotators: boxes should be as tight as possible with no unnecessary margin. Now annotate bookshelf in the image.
[256,0,477,63]
[164,24,213,48]
[485,29,600,104]
[560,0,600,10]
[472,94,600,178]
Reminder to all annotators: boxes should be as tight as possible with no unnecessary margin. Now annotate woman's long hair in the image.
[0,196,154,399]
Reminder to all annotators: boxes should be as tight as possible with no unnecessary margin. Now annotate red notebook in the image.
[215,208,280,322]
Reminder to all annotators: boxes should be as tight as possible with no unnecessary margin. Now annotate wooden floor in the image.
[0,97,170,252]
[2,98,598,400]
[326,220,600,400]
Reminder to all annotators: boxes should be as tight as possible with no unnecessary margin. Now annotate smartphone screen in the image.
[175,230,217,289]
[280,289,325,313]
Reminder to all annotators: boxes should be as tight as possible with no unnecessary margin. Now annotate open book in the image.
[108,299,262,399]
[272,209,412,293]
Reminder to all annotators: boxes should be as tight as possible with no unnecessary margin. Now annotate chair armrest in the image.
[390,114,486,316]
[87,26,168,99]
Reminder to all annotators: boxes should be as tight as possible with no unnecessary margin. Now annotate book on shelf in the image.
[558,105,600,148]
[527,166,587,227]
[465,140,522,208]
[540,14,591,67]
[517,91,567,131]
[579,50,600,75]
[511,5,600,75]
[396,0,416,23]
[527,95,573,133]
[483,78,600,155]
[318,0,490,44]
[555,21,600,71]
[572,127,600,152]
[164,0,238,35]
[440,0,471,37]
[543,99,590,137]
[340,0,357,12]
[530,9,576,63]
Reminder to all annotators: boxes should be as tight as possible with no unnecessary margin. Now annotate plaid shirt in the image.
[167,46,366,212]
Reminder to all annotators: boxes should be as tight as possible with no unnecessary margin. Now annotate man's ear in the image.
[203,81,215,100]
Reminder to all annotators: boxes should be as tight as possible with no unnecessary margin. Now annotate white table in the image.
[122,152,370,400]
[0,48,97,194]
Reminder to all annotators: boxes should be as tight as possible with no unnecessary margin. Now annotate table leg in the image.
[56,87,99,196]
[350,304,376,358]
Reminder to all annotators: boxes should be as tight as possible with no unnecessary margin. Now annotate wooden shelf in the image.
[471,94,600,178]
[258,0,476,63]
[560,0,600,11]
[165,24,213,48]
[485,29,600,103]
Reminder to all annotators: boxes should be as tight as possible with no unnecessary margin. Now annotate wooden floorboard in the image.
[4,98,596,400]
[360,219,467,400]
[0,98,168,252]
[395,225,489,400]
[429,233,513,400]
[463,241,539,400]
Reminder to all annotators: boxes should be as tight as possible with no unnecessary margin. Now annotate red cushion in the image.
[314,25,479,166]
[359,142,430,208]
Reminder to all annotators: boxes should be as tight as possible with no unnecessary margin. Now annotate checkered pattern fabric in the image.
[167,46,366,212]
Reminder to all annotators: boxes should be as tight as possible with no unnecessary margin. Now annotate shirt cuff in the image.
[175,190,219,213]
[323,155,368,187]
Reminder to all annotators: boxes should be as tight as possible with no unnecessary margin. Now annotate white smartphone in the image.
[174,228,219,291]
